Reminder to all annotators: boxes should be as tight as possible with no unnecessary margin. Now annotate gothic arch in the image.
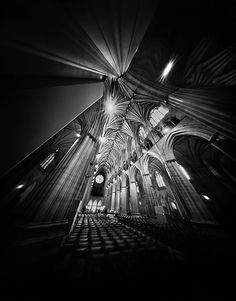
[173,134,236,224]
[130,164,142,182]
[160,123,215,161]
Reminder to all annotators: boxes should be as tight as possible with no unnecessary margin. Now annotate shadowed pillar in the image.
[165,160,214,223]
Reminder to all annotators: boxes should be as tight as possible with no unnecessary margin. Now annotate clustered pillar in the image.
[120,184,128,213]
[142,174,156,217]
[165,160,214,223]
[21,133,97,223]
[129,181,140,214]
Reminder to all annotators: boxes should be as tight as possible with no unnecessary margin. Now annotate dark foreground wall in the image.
[1,82,103,177]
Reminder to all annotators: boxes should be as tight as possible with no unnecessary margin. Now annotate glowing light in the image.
[75,133,80,138]
[177,163,191,180]
[171,202,177,210]
[15,184,24,189]
[139,202,142,205]
[161,60,174,79]
[142,149,147,154]
[202,195,210,200]
[99,136,106,143]
[162,127,171,134]
[104,97,117,116]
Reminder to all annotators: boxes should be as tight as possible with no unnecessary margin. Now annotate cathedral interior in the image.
[0,0,236,299]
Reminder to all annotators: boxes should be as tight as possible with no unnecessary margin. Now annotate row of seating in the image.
[64,214,158,253]
[117,214,231,257]
[57,214,183,290]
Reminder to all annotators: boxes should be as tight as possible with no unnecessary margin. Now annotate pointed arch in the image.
[160,123,215,161]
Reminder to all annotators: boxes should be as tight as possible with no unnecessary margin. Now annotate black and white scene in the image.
[0,0,236,300]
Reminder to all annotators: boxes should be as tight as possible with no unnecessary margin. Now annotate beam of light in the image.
[160,60,174,81]
[177,163,191,180]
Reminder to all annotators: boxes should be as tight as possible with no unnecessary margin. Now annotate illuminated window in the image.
[161,60,174,80]
[97,200,102,211]
[91,200,97,212]
[171,202,177,210]
[202,194,210,200]
[150,106,169,127]
[155,172,166,188]
[86,200,93,212]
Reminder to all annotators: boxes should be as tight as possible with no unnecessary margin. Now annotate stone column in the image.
[150,175,162,206]
[22,134,97,223]
[106,186,112,211]
[165,160,214,223]
[104,188,108,209]
[130,181,140,214]
[115,188,121,212]
[188,164,233,223]
[110,183,116,211]
[150,175,166,222]
[120,185,128,213]
[142,174,156,217]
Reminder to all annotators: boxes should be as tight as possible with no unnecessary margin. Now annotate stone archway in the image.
[159,124,217,223]
[120,173,131,214]
[148,154,181,220]
[173,134,236,225]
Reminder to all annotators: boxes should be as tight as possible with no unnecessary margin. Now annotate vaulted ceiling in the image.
[1,0,236,177]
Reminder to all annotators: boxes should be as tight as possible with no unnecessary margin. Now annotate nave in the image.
[2,213,233,300]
